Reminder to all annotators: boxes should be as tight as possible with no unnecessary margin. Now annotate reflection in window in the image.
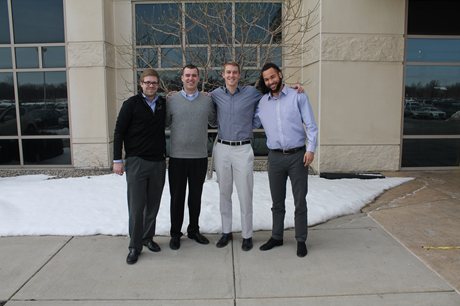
[0,105,18,136]
[136,48,158,68]
[42,46,66,68]
[136,3,180,46]
[235,2,281,44]
[0,72,15,101]
[402,139,460,167]
[15,47,39,68]
[0,0,10,43]
[185,3,232,45]
[23,138,70,165]
[0,139,20,165]
[404,65,460,135]
[0,48,12,69]
[12,0,64,43]
[17,72,68,135]
[18,71,67,103]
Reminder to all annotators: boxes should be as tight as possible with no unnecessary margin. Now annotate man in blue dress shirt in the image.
[211,62,262,251]
[254,63,318,257]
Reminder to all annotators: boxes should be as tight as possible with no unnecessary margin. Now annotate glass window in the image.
[0,48,12,69]
[235,2,282,44]
[402,139,460,167]
[0,0,10,43]
[156,70,181,92]
[408,0,460,35]
[210,47,232,67]
[185,47,208,67]
[0,139,20,165]
[12,0,64,43]
[136,48,158,69]
[0,104,18,136]
[406,39,460,62]
[261,46,282,67]
[42,46,66,68]
[253,131,269,156]
[185,3,232,45]
[161,48,182,68]
[17,71,67,135]
[23,138,70,165]
[135,3,180,46]
[236,47,258,67]
[15,47,39,68]
[404,65,460,135]
[0,72,14,102]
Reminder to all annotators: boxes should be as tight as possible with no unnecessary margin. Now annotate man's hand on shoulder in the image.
[291,83,304,93]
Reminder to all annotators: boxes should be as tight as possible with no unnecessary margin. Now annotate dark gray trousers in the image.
[267,149,309,242]
[125,156,166,251]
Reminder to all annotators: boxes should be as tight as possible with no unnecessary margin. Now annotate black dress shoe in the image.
[126,249,139,264]
[297,242,308,257]
[259,238,283,251]
[216,233,232,248]
[188,232,209,244]
[170,237,180,250]
[143,240,161,252]
[242,238,253,251]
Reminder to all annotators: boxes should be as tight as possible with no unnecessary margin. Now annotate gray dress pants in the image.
[125,156,166,251]
[267,149,308,242]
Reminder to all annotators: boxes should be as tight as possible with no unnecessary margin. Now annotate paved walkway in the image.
[1,171,459,305]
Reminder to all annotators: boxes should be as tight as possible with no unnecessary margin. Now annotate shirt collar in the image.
[142,93,159,104]
[223,85,241,94]
[180,89,199,100]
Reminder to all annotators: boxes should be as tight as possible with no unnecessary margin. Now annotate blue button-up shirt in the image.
[142,93,159,112]
[211,85,262,141]
[180,89,199,101]
[254,85,318,152]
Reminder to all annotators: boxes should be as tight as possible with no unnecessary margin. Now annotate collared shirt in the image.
[142,93,159,112]
[211,85,261,141]
[180,89,199,101]
[254,85,318,152]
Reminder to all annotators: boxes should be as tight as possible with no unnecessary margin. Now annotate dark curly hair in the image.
[257,63,282,94]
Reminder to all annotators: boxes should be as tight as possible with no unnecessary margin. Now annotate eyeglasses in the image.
[142,81,159,86]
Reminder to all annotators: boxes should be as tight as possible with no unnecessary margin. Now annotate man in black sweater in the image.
[113,68,166,264]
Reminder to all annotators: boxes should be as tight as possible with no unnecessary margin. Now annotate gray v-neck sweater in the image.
[166,93,216,158]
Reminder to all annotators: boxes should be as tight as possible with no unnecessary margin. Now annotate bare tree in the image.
[121,0,319,93]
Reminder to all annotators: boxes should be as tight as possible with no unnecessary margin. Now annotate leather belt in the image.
[217,139,251,146]
[271,146,305,154]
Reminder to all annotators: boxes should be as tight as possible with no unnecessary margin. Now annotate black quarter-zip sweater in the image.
[113,93,166,161]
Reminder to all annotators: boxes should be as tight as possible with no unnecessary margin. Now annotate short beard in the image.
[270,78,283,94]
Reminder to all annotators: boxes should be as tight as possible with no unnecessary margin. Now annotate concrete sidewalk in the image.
[1,171,459,305]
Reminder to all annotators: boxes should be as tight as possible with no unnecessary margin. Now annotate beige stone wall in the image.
[64,0,406,171]
[307,0,406,172]
[65,0,121,168]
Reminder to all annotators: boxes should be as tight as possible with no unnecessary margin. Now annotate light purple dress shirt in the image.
[254,85,318,153]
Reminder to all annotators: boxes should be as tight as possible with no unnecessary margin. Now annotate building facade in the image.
[0,0,459,171]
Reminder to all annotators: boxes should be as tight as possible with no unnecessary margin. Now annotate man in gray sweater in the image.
[166,64,216,250]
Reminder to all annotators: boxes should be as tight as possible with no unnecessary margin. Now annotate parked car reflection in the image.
[410,106,447,119]
[0,104,68,136]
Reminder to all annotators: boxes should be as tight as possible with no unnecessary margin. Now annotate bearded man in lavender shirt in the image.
[253,63,318,258]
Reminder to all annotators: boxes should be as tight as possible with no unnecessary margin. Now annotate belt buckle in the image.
[282,149,290,154]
